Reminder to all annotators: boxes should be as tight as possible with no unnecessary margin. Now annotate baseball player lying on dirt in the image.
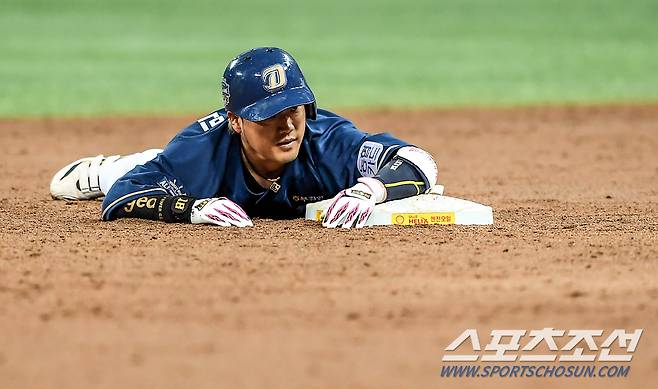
[50,47,438,229]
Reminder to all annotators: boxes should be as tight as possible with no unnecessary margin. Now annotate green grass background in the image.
[1,0,657,117]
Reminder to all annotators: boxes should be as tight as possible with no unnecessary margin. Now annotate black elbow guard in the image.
[374,146,438,202]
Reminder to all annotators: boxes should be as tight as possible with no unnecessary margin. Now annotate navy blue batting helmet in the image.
[221,47,317,121]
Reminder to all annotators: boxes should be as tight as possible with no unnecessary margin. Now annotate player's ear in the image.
[227,112,243,134]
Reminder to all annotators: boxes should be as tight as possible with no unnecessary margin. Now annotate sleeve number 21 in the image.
[197,112,225,132]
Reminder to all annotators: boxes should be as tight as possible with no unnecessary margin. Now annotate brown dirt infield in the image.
[1,105,657,388]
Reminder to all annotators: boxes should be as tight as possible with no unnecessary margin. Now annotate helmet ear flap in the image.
[305,102,317,120]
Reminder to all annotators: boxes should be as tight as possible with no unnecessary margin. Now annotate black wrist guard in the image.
[114,194,196,223]
[160,195,196,223]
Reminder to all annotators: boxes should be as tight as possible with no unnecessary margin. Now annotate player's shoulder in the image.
[162,108,233,152]
[176,108,230,138]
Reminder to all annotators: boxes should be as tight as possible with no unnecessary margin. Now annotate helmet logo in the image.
[221,78,230,107]
[262,64,287,93]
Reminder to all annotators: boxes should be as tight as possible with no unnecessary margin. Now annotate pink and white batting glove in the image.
[322,177,386,229]
[190,197,253,227]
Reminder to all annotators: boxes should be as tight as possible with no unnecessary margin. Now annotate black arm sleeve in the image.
[112,194,196,223]
[374,156,429,202]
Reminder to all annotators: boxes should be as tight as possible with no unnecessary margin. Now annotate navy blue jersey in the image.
[101,109,408,220]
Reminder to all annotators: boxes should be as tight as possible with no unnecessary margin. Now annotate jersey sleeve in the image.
[309,110,410,194]
[101,111,230,221]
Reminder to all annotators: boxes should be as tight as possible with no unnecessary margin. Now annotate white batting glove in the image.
[322,177,385,229]
[190,197,253,227]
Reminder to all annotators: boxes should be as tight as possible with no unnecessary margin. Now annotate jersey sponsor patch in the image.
[291,194,324,203]
[157,177,184,196]
[357,141,384,177]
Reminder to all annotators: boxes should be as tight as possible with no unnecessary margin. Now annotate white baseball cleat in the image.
[50,155,120,200]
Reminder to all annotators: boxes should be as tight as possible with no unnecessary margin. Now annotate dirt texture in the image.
[1,105,657,388]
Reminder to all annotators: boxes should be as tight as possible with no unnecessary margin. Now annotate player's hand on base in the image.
[322,178,385,229]
[190,197,253,227]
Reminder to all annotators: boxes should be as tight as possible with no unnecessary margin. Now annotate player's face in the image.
[231,105,306,177]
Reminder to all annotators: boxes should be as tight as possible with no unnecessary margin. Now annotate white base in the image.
[305,185,493,226]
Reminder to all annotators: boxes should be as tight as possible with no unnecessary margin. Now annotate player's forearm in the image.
[107,194,253,227]
[111,195,196,222]
[370,146,438,203]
